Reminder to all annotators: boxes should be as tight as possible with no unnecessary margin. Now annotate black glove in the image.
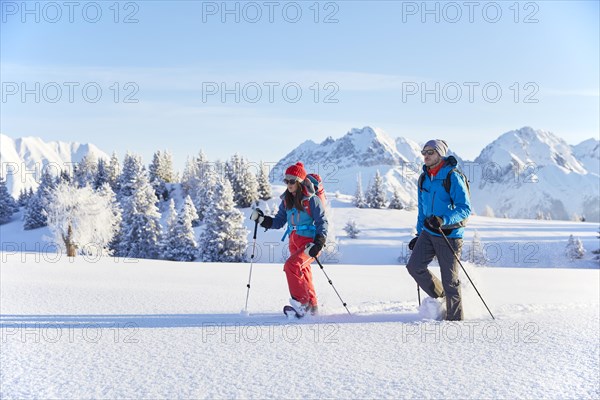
[250,208,264,223]
[408,236,419,251]
[260,215,273,229]
[425,215,444,231]
[308,234,326,258]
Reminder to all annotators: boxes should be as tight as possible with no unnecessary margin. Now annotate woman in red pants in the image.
[250,162,328,316]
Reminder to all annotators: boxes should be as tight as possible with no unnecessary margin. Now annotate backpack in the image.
[306,173,327,210]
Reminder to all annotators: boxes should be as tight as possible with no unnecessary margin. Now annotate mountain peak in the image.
[0,133,109,196]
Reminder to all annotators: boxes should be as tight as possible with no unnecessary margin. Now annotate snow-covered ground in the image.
[1,255,598,399]
[1,193,599,398]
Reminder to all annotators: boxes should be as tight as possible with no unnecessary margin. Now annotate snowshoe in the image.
[283,305,304,319]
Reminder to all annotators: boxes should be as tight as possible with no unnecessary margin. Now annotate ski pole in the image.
[417,284,421,306]
[314,256,351,315]
[243,219,259,314]
[438,229,495,320]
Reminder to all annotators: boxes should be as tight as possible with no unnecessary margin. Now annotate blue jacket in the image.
[417,157,471,238]
[271,181,328,241]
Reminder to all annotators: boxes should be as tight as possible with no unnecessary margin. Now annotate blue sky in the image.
[1,0,598,169]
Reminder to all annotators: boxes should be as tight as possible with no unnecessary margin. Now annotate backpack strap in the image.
[443,168,470,207]
[418,172,426,192]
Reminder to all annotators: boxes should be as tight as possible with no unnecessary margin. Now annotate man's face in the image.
[422,146,441,167]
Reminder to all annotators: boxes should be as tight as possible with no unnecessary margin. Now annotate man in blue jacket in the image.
[407,139,471,320]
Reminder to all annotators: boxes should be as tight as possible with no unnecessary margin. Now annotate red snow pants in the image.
[284,232,317,307]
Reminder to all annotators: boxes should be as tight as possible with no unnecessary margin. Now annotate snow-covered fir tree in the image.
[114,154,162,259]
[23,170,56,230]
[193,161,218,224]
[463,230,486,265]
[388,188,405,210]
[198,177,248,262]
[226,154,259,208]
[0,176,17,224]
[256,161,272,201]
[74,153,98,188]
[181,151,207,198]
[161,196,198,261]
[57,169,72,186]
[17,188,33,207]
[353,173,368,208]
[118,153,145,199]
[149,150,176,201]
[565,234,586,261]
[483,205,496,218]
[343,219,360,239]
[46,182,120,256]
[366,170,387,209]
[94,158,109,190]
[107,152,121,192]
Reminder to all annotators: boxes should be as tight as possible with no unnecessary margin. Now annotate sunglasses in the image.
[421,149,436,156]
[283,179,299,185]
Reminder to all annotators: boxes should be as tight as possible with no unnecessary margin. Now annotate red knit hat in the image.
[285,162,307,182]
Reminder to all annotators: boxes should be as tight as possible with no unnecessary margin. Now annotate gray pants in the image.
[406,230,464,321]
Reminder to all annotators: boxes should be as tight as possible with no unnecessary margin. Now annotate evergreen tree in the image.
[0,176,17,224]
[17,188,30,207]
[483,205,496,218]
[199,178,248,262]
[366,170,387,209]
[343,220,360,239]
[353,173,368,208]
[94,158,109,190]
[149,151,167,201]
[388,187,405,210]
[464,230,486,265]
[565,234,586,261]
[161,196,198,261]
[257,161,272,201]
[24,170,55,230]
[193,161,218,224]
[182,151,207,197]
[107,152,121,193]
[118,153,144,199]
[57,169,72,185]
[226,154,258,208]
[115,155,162,259]
[74,154,98,188]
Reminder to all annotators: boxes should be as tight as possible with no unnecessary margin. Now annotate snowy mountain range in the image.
[1,127,598,221]
[273,126,600,221]
[0,133,109,197]
[272,127,426,208]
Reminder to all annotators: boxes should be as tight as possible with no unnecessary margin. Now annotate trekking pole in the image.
[314,256,351,315]
[417,284,421,306]
[243,219,259,314]
[438,229,495,320]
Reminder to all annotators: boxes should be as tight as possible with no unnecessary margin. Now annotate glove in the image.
[425,215,444,231]
[408,236,419,251]
[260,216,273,229]
[306,234,326,258]
[250,208,264,224]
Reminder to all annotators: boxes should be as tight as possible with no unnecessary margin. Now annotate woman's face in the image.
[285,179,299,193]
